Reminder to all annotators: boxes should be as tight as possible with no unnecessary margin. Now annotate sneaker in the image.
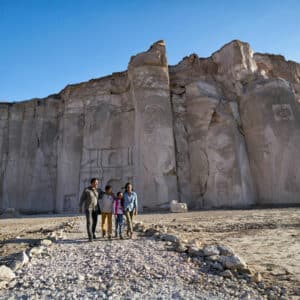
[120,235,124,240]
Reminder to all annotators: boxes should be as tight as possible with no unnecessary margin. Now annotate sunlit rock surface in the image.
[0,40,299,213]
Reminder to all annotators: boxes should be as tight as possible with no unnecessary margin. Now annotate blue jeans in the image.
[115,214,123,236]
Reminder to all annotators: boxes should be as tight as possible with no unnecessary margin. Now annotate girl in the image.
[113,192,124,239]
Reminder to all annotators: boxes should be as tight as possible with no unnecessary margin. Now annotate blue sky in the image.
[1,0,300,102]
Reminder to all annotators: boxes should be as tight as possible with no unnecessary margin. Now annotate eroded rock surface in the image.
[0,40,300,212]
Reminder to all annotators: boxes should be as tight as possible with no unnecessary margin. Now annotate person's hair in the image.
[105,185,112,191]
[90,178,98,184]
[117,191,123,197]
[124,182,133,191]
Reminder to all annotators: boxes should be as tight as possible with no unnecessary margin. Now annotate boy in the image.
[113,192,124,239]
[99,185,114,239]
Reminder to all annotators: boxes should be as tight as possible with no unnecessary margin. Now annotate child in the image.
[100,185,114,239]
[113,192,124,239]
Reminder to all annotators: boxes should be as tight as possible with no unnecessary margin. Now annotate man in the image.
[79,178,99,242]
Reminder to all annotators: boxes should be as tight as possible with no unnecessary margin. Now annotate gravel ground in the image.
[0,221,266,300]
[1,208,298,299]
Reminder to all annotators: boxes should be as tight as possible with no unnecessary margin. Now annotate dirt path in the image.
[0,219,267,299]
[0,208,299,299]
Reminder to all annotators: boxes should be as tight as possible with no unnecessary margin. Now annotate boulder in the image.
[175,243,188,253]
[160,234,178,243]
[203,245,220,256]
[133,222,144,231]
[207,255,220,262]
[211,261,223,271]
[0,265,15,282]
[250,271,262,283]
[145,228,158,237]
[217,245,234,256]
[188,239,202,249]
[170,200,188,213]
[188,246,202,256]
[29,246,45,257]
[0,281,7,289]
[220,269,233,278]
[40,239,53,247]
[219,254,247,270]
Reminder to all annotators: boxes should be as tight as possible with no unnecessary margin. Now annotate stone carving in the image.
[0,40,300,213]
[272,104,295,121]
[143,104,166,133]
[79,147,134,193]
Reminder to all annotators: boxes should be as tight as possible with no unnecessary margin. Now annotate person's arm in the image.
[98,189,103,200]
[134,193,138,215]
[79,190,86,213]
[112,199,116,215]
[122,193,126,211]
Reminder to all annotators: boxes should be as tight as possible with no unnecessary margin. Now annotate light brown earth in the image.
[0,208,299,296]
[136,208,300,294]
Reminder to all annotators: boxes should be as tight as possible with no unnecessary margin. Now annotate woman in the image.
[123,182,138,238]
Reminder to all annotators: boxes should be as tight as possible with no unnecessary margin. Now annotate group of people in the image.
[79,178,138,242]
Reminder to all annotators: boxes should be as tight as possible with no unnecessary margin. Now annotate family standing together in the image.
[79,178,138,242]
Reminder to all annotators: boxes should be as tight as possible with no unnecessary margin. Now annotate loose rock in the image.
[29,246,44,257]
[220,270,233,278]
[40,239,53,247]
[170,200,188,213]
[219,254,247,270]
[0,265,16,282]
[203,245,220,256]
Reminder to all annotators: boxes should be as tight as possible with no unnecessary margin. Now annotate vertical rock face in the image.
[128,41,178,209]
[240,78,300,204]
[0,40,300,213]
[184,81,255,208]
[0,99,60,213]
[171,77,255,209]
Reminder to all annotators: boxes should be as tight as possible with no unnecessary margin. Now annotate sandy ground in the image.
[135,208,300,295]
[0,208,299,296]
[0,215,79,265]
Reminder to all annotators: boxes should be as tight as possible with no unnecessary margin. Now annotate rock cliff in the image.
[1,40,299,213]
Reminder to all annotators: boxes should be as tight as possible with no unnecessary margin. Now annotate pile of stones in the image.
[134,222,288,300]
[0,221,75,290]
